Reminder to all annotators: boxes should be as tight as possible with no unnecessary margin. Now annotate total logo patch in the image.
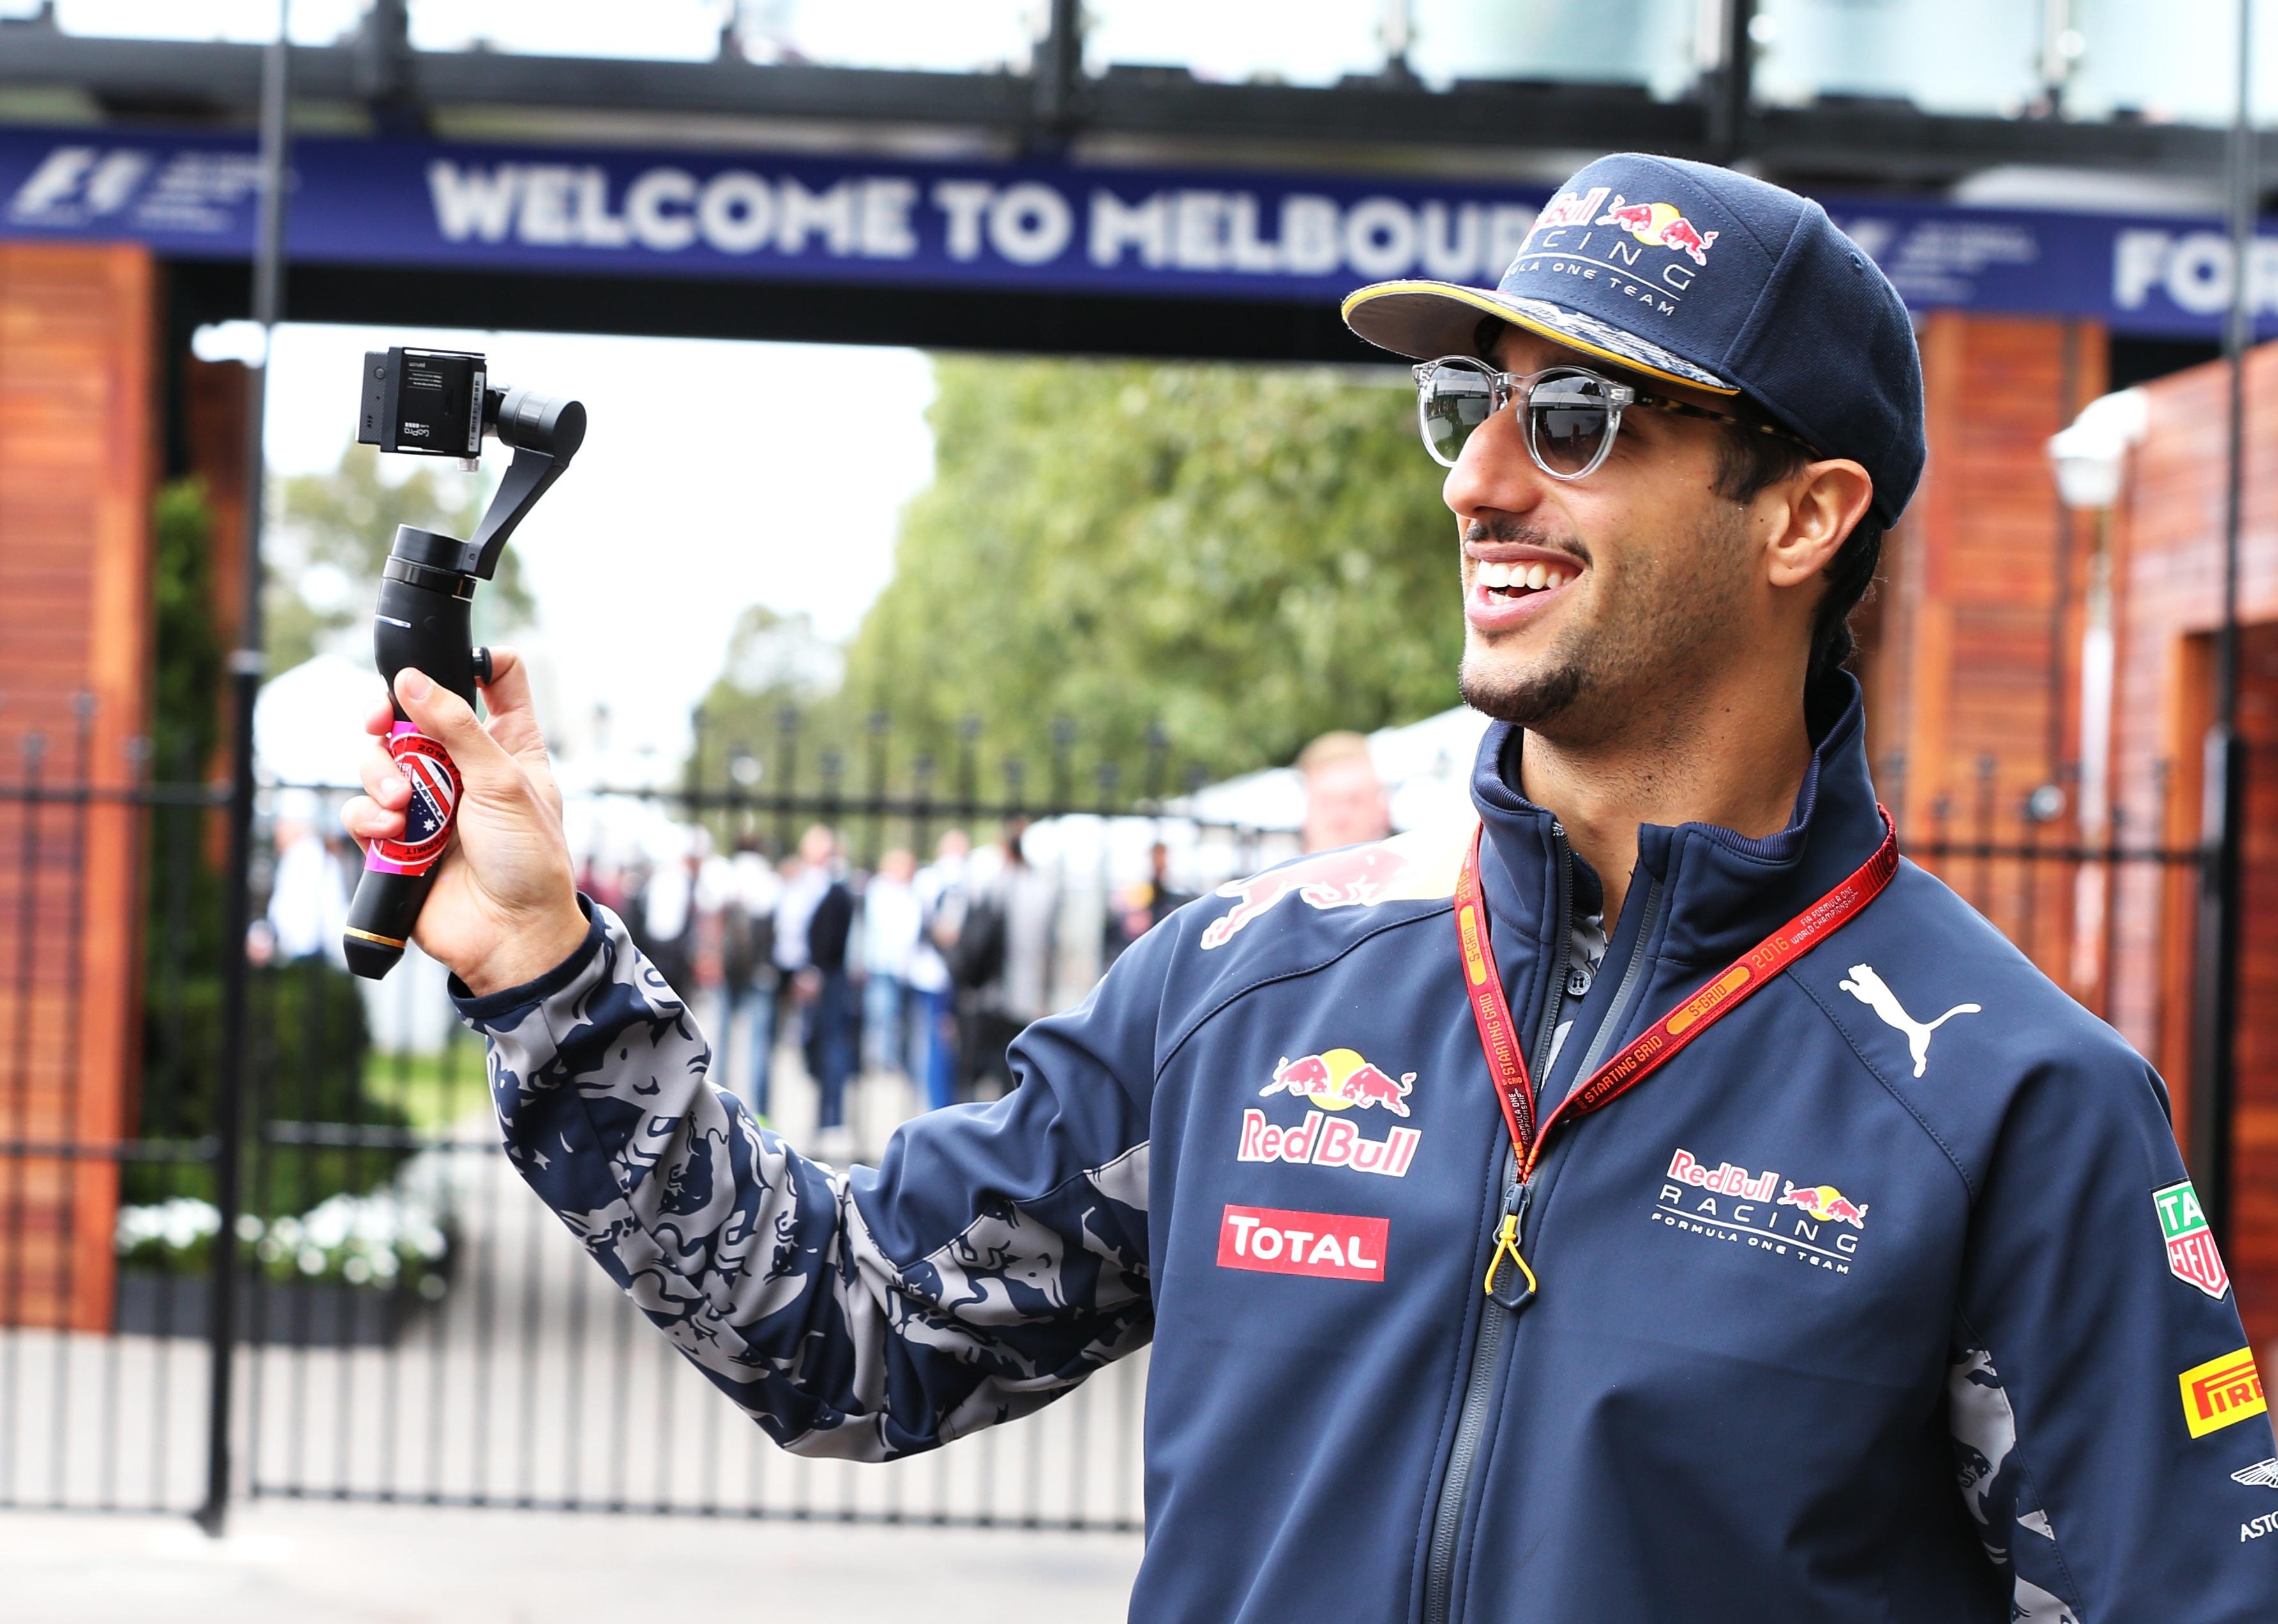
[1650,1147,1870,1275]
[1216,1204,1386,1283]
[2154,1178,2231,1300]
[2180,1346,2267,1440]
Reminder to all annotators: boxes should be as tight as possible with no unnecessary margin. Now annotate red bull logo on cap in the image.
[1594,195,1719,266]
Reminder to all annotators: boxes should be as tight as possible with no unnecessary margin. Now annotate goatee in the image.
[1458,650,1586,730]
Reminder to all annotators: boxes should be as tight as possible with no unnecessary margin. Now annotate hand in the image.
[340,649,589,998]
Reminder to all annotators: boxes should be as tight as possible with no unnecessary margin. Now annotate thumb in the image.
[393,667,519,794]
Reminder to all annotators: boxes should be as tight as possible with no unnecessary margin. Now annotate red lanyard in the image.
[1455,809,1898,1184]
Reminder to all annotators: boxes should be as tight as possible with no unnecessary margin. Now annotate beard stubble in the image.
[1456,504,1754,744]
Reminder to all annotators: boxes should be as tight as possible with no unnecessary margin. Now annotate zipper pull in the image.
[1483,1182,1538,1313]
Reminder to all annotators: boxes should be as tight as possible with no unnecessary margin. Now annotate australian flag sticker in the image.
[369,727,462,877]
[2154,1178,2230,1300]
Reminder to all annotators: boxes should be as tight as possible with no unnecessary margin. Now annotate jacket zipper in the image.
[1421,845,1666,1624]
[1565,878,1664,1085]
[1422,823,1569,1624]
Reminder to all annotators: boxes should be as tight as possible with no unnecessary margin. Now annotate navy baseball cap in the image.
[1341,153,1925,525]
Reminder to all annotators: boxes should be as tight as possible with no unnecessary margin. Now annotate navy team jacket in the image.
[459,677,2278,1622]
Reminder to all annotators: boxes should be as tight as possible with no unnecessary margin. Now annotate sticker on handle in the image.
[366,724,462,876]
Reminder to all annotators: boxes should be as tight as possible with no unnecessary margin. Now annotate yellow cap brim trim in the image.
[1340,280,1740,398]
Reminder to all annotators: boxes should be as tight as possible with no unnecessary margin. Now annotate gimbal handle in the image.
[341,386,583,981]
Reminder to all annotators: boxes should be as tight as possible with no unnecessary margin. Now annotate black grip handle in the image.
[343,539,479,981]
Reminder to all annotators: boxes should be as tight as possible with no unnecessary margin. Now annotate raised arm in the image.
[345,661,1156,1459]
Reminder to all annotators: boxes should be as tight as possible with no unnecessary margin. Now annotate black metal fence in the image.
[0,702,1313,1532]
[0,705,2208,1535]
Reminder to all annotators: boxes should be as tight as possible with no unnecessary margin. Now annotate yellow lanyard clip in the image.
[1484,1212,1539,1312]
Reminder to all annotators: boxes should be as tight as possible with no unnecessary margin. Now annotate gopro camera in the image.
[358,347,487,459]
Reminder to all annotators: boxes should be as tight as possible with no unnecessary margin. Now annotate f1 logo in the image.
[9,146,151,223]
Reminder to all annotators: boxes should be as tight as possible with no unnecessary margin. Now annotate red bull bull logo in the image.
[1201,846,1413,949]
[1594,195,1719,266]
[1777,1182,1869,1228]
[1260,1048,1415,1116]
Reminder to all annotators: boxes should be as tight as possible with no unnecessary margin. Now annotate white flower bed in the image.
[117,1183,451,1297]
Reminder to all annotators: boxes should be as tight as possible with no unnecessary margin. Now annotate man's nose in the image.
[1440,402,1550,523]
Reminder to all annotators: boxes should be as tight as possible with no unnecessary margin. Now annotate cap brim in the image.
[1341,280,1737,396]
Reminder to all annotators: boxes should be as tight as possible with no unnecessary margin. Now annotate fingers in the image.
[340,793,402,850]
[474,645,548,763]
[360,739,410,809]
[365,695,397,738]
[393,668,523,798]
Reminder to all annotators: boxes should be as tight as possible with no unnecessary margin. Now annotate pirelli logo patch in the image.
[2180,1346,2267,1440]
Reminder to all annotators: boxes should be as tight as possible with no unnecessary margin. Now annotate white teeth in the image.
[1475,559,1578,592]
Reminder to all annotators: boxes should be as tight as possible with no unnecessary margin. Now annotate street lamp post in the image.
[197,0,291,1539]
[2190,0,2255,1248]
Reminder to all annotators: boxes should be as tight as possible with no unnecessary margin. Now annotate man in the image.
[909,829,969,1110]
[1295,730,1393,853]
[958,816,1059,1096]
[796,826,858,1156]
[859,848,924,1078]
[746,826,831,1121]
[1106,840,1194,965]
[250,788,351,967]
[345,154,2274,1621]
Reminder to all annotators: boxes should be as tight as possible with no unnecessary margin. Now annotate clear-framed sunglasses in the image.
[1411,355,1817,479]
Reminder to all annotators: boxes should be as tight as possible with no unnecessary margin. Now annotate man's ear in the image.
[1764,460,1874,590]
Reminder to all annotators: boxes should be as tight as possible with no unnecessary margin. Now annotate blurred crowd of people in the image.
[587,816,1126,1161]
[249,730,1396,1160]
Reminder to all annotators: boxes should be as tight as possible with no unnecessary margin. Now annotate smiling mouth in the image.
[1473,559,1577,601]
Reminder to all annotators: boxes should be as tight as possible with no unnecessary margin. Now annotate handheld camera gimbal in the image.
[342,347,585,980]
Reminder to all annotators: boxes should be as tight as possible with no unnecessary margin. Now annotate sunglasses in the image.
[1411,355,1818,479]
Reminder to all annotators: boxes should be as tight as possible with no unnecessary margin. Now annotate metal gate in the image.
[0,702,1313,1530]
[0,705,2207,1530]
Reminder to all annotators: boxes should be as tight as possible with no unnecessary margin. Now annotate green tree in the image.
[135,481,407,1215]
[151,478,227,783]
[268,442,536,675]
[834,356,1460,786]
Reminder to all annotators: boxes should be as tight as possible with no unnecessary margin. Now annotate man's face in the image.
[1445,328,1761,741]
[1303,755,1392,851]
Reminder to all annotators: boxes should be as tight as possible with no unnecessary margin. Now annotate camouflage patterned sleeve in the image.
[458,900,1157,1463]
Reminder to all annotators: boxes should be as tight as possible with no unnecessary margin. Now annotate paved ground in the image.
[0,1034,1147,1530]
[0,1501,1143,1623]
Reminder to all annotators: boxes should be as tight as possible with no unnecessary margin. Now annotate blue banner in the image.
[0,123,2269,338]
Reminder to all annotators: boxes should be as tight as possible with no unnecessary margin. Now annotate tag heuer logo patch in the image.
[2155,1179,2231,1299]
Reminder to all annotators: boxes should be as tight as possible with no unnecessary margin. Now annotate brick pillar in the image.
[0,242,159,1330]
[1866,313,2106,988]
[2105,342,2278,1353]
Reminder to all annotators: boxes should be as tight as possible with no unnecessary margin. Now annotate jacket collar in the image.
[1466,673,1885,967]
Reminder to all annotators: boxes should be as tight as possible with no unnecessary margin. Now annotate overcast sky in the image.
[255,322,937,779]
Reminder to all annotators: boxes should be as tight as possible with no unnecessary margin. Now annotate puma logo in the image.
[1838,963,1980,1078]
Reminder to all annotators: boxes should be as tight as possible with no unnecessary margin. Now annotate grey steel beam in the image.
[3,27,2274,183]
